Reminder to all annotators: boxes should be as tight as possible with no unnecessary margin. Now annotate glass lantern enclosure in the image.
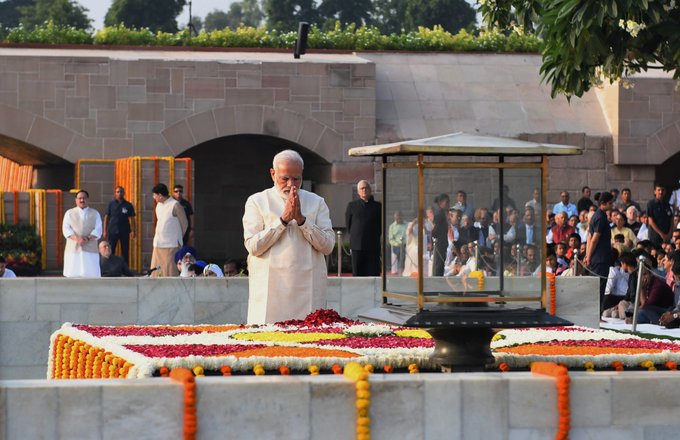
[349,133,581,315]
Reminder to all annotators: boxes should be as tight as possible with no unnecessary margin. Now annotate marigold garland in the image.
[169,368,197,440]
[344,362,371,440]
[547,273,556,315]
[253,364,265,376]
[331,364,343,375]
[531,362,570,440]
[408,363,419,374]
[308,365,320,375]
[611,361,624,372]
[220,365,232,376]
[666,361,677,371]
[279,365,291,375]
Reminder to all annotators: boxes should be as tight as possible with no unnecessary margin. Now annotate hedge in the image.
[0,21,542,53]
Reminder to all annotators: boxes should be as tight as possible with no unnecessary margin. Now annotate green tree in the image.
[372,0,407,34]
[0,0,34,28]
[318,0,373,27]
[204,9,230,31]
[404,0,476,34]
[205,0,263,30]
[19,0,91,29]
[239,0,264,27]
[263,0,319,31]
[480,0,680,99]
[104,0,186,33]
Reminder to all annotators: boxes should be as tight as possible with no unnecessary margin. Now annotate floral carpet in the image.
[48,310,680,379]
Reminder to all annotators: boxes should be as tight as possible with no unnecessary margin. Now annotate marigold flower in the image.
[159,367,169,377]
[308,365,319,375]
[220,365,232,376]
[363,364,374,373]
[356,399,370,410]
[666,361,677,370]
[383,365,394,373]
[279,365,291,375]
[331,364,343,374]
[254,365,265,376]
[498,362,509,372]
[192,365,204,377]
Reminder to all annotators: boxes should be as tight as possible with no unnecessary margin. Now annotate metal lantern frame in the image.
[349,132,581,316]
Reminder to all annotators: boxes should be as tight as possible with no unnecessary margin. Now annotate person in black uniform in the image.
[103,186,136,264]
[345,180,382,276]
[584,192,615,312]
[173,184,194,245]
[647,183,673,247]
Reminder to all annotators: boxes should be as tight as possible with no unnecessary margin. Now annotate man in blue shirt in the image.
[552,191,578,218]
[103,186,136,264]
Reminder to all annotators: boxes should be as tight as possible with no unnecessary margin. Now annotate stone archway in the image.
[161,105,345,164]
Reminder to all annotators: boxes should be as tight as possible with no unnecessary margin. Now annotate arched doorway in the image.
[179,134,331,265]
[655,152,680,198]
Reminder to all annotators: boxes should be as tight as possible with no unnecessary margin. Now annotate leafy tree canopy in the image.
[19,0,91,29]
[263,0,319,32]
[318,0,373,27]
[204,0,263,30]
[0,0,33,28]
[104,0,186,33]
[404,0,476,34]
[479,0,680,98]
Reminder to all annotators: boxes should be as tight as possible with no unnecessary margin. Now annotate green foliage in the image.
[105,0,185,33]
[204,0,264,31]
[19,0,92,30]
[480,0,680,99]
[0,223,42,268]
[0,21,543,53]
[0,0,33,28]
[403,0,476,34]
[263,0,319,32]
[4,21,93,44]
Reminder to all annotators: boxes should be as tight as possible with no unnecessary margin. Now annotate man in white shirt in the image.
[243,150,335,324]
[552,191,578,218]
[0,256,17,278]
[150,183,188,277]
[62,190,102,277]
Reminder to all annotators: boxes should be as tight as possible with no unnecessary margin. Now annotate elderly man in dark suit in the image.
[345,180,382,276]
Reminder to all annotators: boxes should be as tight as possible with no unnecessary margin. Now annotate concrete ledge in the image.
[2,372,679,439]
[0,276,599,379]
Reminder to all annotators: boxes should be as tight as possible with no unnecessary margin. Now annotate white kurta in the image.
[243,187,335,324]
[62,207,102,278]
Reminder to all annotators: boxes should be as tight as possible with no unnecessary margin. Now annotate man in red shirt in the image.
[551,212,575,245]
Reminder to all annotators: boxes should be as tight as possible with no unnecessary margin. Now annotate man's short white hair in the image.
[626,205,639,216]
[273,149,304,169]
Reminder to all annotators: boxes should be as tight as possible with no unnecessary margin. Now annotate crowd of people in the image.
[366,183,680,328]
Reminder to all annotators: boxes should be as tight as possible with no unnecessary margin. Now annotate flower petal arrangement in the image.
[492,326,680,369]
[48,310,436,379]
[48,308,680,380]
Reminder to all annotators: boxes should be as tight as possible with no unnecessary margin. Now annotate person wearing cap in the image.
[243,149,334,325]
[151,183,189,277]
[203,264,224,277]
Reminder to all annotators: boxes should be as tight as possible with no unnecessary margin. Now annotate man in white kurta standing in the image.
[150,183,188,277]
[243,150,335,324]
[63,190,102,277]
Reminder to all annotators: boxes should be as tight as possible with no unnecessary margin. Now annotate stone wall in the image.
[0,276,598,380]
[3,372,680,439]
